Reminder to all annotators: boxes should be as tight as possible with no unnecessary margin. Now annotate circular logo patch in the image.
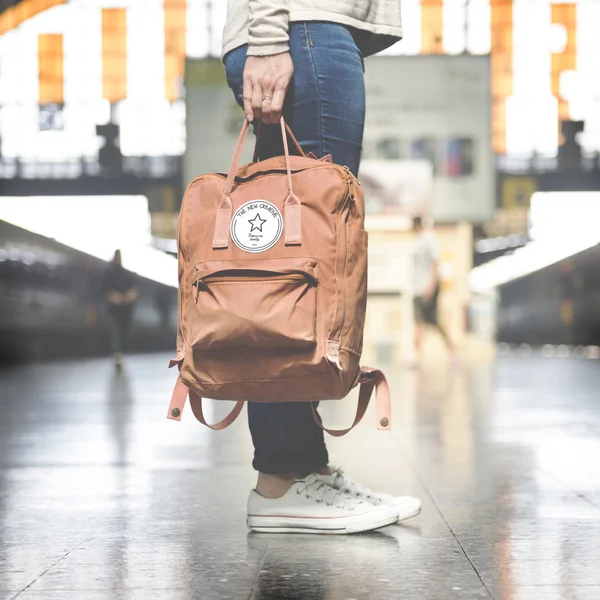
[231,200,283,253]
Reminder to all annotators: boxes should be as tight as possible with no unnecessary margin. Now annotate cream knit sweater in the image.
[222,0,403,58]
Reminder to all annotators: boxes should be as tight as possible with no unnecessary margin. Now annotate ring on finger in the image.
[262,96,273,102]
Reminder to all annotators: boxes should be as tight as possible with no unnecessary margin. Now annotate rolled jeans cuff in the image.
[252,445,329,477]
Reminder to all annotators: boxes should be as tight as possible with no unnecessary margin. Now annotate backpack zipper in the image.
[194,273,306,287]
[327,168,358,358]
[209,163,355,212]
[215,167,308,182]
[339,166,356,214]
[193,271,312,303]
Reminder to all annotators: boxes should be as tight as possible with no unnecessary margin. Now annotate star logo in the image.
[231,200,282,253]
[249,213,267,232]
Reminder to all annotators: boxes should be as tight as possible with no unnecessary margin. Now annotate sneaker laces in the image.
[332,467,383,504]
[296,474,358,509]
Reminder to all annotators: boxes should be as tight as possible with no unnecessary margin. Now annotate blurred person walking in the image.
[103,250,138,369]
[412,216,456,362]
[222,0,421,534]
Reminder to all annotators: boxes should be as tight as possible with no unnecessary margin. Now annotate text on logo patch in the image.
[230,200,283,253]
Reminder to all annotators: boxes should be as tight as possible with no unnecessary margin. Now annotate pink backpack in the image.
[167,119,391,435]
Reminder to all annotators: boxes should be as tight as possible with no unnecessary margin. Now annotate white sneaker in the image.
[247,474,399,535]
[316,466,422,523]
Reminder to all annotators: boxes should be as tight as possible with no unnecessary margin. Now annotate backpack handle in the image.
[167,369,391,436]
[311,369,392,436]
[167,377,245,429]
[212,117,302,250]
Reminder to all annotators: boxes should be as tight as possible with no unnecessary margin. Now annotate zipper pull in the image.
[192,278,204,303]
[344,166,356,199]
[345,165,362,187]
[341,166,356,215]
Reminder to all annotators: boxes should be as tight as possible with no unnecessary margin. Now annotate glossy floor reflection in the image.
[1,353,600,599]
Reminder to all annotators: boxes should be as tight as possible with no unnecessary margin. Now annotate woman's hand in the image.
[106,291,123,305]
[124,288,139,304]
[243,53,294,124]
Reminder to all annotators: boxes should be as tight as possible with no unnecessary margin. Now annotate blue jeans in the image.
[224,22,366,475]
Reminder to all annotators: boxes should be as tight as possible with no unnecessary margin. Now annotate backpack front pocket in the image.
[190,258,318,350]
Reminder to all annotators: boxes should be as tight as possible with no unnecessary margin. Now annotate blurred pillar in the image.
[102,8,128,103]
[38,33,64,104]
[551,3,577,136]
[147,185,179,240]
[491,0,513,155]
[421,0,444,54]
[165,0,187,102]
[0,0,66,35]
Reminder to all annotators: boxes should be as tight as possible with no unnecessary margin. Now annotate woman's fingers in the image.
[270,88,286,124]
[242,75,255,122]
[261,82,276,124]
[243,54,294,124]
[251,82,264,122]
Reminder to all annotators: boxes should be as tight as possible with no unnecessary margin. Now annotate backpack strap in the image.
[167,377,244,430]
[168,369,390,435]
[312,368,391,437]
[213,117,302,249]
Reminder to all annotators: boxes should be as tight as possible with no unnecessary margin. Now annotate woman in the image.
[222,0,422,534]
[103,250,139,368]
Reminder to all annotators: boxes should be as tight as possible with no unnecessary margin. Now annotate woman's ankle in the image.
[317,465,333,476]
[255,465,333,498]
[256,472,298,499]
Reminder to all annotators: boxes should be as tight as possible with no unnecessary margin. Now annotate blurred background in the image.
[1,0,599,366]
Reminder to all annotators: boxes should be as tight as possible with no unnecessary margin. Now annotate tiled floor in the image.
[1,353,600,599]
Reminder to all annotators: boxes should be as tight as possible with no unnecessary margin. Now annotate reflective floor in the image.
[1,353,600,599]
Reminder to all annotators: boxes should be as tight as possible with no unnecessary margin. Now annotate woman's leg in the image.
[224,23,366,490]
[233,23,365,177]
